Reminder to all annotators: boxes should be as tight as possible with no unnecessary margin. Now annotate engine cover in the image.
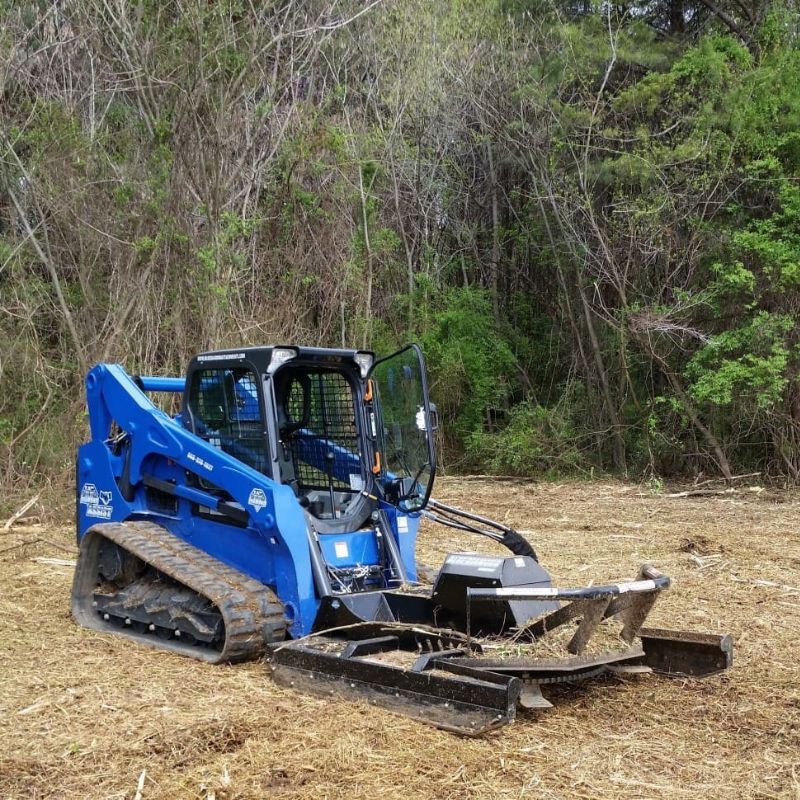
[432,553,560,633]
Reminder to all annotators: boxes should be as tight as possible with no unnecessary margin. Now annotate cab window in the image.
[187,367,267,473]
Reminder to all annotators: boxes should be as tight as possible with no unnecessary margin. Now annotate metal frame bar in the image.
[136,376,186,393]
[467,566,672,654]
[468,575,671,603]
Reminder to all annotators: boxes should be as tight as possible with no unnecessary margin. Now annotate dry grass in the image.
[1,479,799,800]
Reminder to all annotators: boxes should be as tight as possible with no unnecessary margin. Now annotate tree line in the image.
[1,0,799,495]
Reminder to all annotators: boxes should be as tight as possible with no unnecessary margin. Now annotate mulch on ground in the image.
[1,479,798,799]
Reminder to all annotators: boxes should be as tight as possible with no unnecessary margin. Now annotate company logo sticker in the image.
[80,483,99,505]
[248,488,267,511]
[80,483,113,519]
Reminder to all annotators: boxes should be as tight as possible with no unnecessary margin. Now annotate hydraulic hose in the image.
[425,499,538,562]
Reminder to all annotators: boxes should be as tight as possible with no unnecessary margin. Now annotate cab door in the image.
[369,344,436,512]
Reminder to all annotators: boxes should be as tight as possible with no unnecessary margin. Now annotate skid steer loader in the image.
[72,343,732,734]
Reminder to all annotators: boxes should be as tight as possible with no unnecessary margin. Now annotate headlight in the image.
[268,347,298,374]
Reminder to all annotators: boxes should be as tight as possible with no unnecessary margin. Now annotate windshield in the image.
[371,344,435,512]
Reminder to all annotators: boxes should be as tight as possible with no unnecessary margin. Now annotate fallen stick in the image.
[730,574,800,593]
[0,537,75,556]
[134,769,146,800]
[687,553,726,570]
[0,539,40,556]
[2,493,41,530]
[18,699,54,716]
[34,556,77,567]
[665,486,764,498]
[665,488,736,498]
[38,537,75,553]
[441,474,531,482]
[694,472,761,488]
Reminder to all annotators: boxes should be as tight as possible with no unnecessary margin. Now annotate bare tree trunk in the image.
[486,140,500,320]
[640,339,734,481]
[357,163,374,350]
[7,183,86,372]
[578,281,627,473]
[533,192,604,451]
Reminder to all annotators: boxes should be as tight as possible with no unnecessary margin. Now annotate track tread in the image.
[72,520,286,662]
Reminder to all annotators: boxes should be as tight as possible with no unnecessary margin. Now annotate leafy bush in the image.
[420,287,517,451]
[467,400,587,477]
[687,313,792,410]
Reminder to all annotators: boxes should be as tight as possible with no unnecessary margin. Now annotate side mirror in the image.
[428,402,439,432]
[414,404,439,432]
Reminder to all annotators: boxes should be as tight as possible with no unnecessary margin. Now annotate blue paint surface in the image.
[77,363,423,636]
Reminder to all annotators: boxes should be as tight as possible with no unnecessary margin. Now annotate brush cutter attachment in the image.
[268,563,732,734]
[432,553,559,632]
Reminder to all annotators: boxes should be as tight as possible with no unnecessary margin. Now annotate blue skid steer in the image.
[72,344,732,733]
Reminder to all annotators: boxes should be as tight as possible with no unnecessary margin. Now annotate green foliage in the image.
[710,260,755,296]
[731,175,800,290]
[4,0,800,492]
[681,46,800,437]
[467,400,587,477]
[687,313,792,409]
[419,287,517,447]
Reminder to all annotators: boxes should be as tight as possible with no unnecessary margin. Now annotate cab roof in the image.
[190,345,375,375]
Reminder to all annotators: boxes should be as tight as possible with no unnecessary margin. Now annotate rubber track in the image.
[72,521,286,663]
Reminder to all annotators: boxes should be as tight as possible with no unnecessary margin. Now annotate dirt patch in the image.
[1,480,799,799]
[679,534,724,555]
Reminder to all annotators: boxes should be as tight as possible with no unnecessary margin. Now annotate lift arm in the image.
[79,363,318,635]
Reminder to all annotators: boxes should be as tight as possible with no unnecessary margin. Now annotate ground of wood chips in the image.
[1,479,799,799]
